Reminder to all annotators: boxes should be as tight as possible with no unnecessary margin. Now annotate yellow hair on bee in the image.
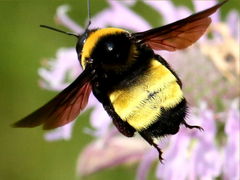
[109,59,183,130]
[81,28,129,69]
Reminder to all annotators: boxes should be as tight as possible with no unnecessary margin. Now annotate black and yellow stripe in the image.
[109,59,184,131]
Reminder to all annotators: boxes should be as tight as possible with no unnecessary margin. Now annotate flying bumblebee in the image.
[14,0,227,161]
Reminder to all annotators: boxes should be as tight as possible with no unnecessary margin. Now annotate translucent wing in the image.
[132,0,227,51]
[13,67,94,130]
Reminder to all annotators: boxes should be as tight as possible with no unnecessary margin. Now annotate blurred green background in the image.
[0,0,238,180]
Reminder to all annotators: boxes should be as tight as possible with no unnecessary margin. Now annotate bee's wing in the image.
[132,0,227,51]
[13,67,94,130]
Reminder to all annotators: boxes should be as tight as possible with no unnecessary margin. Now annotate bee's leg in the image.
[93,89,135,137]
[104,105,136,137]
[139,132,163,162]
[112,117,136,137]
[183,121,204,131]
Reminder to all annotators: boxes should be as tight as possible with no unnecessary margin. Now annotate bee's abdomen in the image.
[109,59,184,131]
[140,98,187,137]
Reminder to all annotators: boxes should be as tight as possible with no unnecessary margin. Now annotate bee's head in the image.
[39,25,138,73]
[75,28,92,61]
[80,28,138,73]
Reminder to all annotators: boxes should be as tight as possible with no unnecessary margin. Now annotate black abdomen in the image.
[140,98,188,137]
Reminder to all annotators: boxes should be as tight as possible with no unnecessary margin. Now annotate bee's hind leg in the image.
[183,121,204,131]
[139,132,163,162]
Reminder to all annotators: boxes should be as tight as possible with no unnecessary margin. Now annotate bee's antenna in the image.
[87,0,91,28]
[40,1,91,37]
[40,25,79,38]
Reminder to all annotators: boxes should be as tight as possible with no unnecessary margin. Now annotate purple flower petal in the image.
[156,102,223,180]
[77,136,150,177]
[223,99,240,180]
[193,0,220,23]
[39,48,80,91]
[190,108,222,179]
[136,149,158,180]
[156,129,191,180]
[91,0,151,32]
[55,5,83,33]
[88,94,112,137]
[44,121,75,141]
[145,0,192,24]
[226,10,240,41]
[121,0,137,6]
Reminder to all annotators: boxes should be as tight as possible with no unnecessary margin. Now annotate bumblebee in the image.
[14,1,227,161]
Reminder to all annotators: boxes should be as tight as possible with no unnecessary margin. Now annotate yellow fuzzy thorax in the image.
[81,27,129,69]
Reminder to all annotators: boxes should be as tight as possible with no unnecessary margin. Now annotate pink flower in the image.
[223,99,240,180]
[156,102,222,180]
[77,134,150,177]
[37,1,239,179]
